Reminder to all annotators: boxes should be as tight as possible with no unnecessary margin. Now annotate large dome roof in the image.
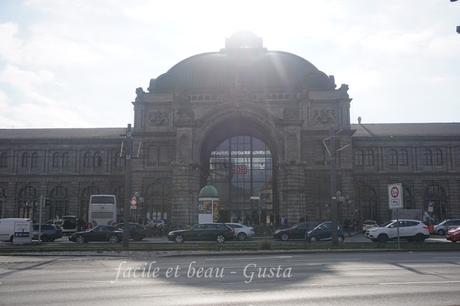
[149,32,334,93]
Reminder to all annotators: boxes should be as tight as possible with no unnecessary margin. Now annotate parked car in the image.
[433,219,460,236]
[273,222,320,241]
[306,221,345,243]
[225,223,255,241]
[366,219,429,242]
[32,224,63,242]
[168,223,234,243]
[362,220,378,233]
[69,225,123,243]
[114,223,146,241]
[446,226,460,243]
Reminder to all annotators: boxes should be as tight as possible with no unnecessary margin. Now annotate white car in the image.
[225,223,255,240]
[366,219,429,242]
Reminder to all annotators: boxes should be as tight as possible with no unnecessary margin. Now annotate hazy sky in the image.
[0,0,459,128]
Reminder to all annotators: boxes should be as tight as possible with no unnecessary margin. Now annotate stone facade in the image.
[1,33,459,225]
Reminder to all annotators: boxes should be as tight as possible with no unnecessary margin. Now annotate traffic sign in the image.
[388,183,403,209]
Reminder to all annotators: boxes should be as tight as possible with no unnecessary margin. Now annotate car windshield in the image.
[382,221,395,227]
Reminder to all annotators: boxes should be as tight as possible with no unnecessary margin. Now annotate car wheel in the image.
[280,233,289,241]
[175,235,184,243]
[415,233,425,242]
[377,234,389,243]
[217,234,225,244]
[237,232,247,241]
[109,235,120,243]
[437,229,445,236]
[338,236,344,243]
[309,236,317,243]
[75,236,85,244]
[9,235,13,243]
[41,235,49,242]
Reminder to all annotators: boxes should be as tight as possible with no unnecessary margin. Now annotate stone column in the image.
[171,162,200,225]
[278,162,305,224]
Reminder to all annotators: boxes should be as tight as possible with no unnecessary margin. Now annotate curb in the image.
[2,247,460,258]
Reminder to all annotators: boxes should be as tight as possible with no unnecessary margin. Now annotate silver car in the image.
[433,219,460,235]
[225,223,255,240]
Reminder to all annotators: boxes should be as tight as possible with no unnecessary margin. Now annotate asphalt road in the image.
[1,251,459,305]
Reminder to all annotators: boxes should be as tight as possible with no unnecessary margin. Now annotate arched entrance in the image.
[424,184,448,222]
[17,185,38,219]
[198,115,280,225]
[144,178,172,222]
[49,185,68,220]
[354,183,378,222]
[207,135,273,224]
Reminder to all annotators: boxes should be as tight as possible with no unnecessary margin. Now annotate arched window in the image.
[62,152,69,169]
[365,149,374,167]
[399,149,409,166]
[435,149,443,166]
[424,149,433,166]
[50,186,68,219]
[403,184,414,209]
[0,152,7,168]
[354,150,364,166]
[390,149,398,166]
[146,145,158,166]
[93,152,103,168]
[52,152,60,168]
[112,150,122,169]
[21,152,29,168]
[83,152,92,168]
[31,152,39,169]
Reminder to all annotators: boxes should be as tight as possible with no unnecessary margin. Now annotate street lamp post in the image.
[323,128,351,246]
[329,129,338,245]
[122,124,133,249]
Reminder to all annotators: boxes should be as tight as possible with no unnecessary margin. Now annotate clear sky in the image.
[0,0,459,128]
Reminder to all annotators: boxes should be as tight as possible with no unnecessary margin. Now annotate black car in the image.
[32,224,63,242]
[168,223,234,243]
[114,223,146,241]
[306,221,345,243]
[273,222,320,241]
[69,225,123,243]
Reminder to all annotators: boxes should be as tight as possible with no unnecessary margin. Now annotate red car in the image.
[446,226,460,243]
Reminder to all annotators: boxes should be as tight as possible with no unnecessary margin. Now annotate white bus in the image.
[88,194,117,226]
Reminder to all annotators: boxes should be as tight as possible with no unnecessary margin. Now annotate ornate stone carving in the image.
[175,108,195,125]
[135,87,145,102]
[313,109,336,125]
[148,111,169,126]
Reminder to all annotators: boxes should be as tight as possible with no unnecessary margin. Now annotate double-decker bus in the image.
[88,194,117,226]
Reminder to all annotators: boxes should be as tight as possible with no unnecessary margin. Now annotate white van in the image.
[0,218,33,242]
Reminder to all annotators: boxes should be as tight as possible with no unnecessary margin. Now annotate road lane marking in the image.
[379,280,460,285]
